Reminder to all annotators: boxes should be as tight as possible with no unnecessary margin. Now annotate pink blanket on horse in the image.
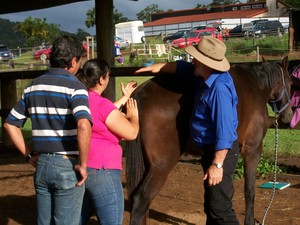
[290,66,300,128]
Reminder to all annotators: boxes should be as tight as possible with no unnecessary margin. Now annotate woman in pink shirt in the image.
[77,59,139,225]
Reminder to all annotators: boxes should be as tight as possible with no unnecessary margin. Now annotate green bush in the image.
[234,156,283,180]
[255,35,289,55]
[226,38,256,55]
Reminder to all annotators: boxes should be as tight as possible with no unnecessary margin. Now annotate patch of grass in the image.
[264,105,300,158]
[263,128,300,158]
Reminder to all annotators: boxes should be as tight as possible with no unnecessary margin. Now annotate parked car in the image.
[229,23,252,37]
[163,30,189,43]
[251,19,269,26]
[33,46,52,60]
[190,25,207,31]
[259,20,284,37]
[114,36,129,49]
[245,20,284,38]
[171,29,223,49]
[229,25,243,37]
[0,44,13,62]
[33,43,89,60]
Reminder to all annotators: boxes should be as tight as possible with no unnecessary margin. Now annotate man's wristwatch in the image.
[25,152,35,162]
[212,162,223,169]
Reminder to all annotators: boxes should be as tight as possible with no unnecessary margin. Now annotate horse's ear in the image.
[282,56,289,71]
[262,56,267,62]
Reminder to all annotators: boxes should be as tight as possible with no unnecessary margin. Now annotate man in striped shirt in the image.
[4,35,92,225]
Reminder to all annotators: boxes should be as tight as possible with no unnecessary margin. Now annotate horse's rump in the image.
[126,73,196,198]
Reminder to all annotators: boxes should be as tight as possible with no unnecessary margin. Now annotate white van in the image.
[115,20,145,44]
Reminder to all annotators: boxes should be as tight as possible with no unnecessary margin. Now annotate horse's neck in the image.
[231,65,272,103]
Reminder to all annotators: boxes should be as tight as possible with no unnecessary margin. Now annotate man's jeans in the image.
[34,153,84,225]
[80,168,124,225]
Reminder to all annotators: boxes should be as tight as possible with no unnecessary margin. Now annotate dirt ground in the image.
[0,151,299,225]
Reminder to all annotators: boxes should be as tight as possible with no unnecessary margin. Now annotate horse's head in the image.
[268,56,293,124]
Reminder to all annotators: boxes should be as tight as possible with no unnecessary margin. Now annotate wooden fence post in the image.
[256,45,260,62]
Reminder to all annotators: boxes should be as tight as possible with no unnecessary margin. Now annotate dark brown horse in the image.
[125,57,293,225]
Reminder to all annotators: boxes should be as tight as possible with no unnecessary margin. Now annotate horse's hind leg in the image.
[129,157,179,225]
[242,143,263,225]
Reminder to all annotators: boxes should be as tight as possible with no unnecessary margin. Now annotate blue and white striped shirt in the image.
[5,68,92,153]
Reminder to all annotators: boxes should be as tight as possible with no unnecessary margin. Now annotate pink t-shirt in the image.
[87,90,123,170]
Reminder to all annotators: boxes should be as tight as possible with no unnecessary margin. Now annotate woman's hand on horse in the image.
[126,98,139,120]
[121,81,138,98]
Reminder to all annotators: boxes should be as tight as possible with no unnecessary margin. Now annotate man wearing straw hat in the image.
[135,36,239,225]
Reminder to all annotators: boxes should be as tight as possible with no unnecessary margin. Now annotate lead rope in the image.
[261,117,279,225]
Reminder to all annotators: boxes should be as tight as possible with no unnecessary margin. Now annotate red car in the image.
[33,43,89,60]
[33,46,52,60]
[171,28,223,49]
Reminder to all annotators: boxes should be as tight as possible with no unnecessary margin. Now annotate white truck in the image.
[115,20,145,44]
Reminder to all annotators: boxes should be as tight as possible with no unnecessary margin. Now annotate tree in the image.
[195,4,207,8]
[75,28,91,42]
[85,6,128,28]
[211,0,241,6]
[46,23,61,44]
[0,18,25,48]
[113,8,129,24]
[15,17,60,47]
[284,0,300,8]
[85,8,95,28]
[136,4,164,22]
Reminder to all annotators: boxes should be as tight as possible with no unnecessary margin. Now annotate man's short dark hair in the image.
[50,35,84,69]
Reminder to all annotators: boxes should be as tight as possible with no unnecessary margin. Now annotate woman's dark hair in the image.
[77,59,111,88]
[50,35,84,69]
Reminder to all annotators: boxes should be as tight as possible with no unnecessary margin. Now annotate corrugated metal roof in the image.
[145,8,268,27]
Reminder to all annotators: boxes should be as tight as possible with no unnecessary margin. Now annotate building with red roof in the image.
[144,0,290,36]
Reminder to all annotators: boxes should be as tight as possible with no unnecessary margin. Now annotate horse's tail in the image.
[125,132,145,199]
[125,84,146,201]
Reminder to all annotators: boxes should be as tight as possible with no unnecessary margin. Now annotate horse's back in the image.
[132,73,196,156]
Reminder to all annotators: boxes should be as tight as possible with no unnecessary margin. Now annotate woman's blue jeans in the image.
[80,168,124,225]
[34,153,85,225]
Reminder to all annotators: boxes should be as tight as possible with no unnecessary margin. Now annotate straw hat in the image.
[185,36,230,72]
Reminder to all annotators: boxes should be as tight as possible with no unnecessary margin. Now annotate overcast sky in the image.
[0,0,220,35]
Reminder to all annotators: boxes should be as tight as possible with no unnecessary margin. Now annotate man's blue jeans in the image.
[34,153,85,225]
[80,168,124,225]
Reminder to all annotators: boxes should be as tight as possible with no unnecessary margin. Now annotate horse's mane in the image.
[236,61,282,90]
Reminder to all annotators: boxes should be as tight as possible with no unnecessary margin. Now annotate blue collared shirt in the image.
[176,60,238,150]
